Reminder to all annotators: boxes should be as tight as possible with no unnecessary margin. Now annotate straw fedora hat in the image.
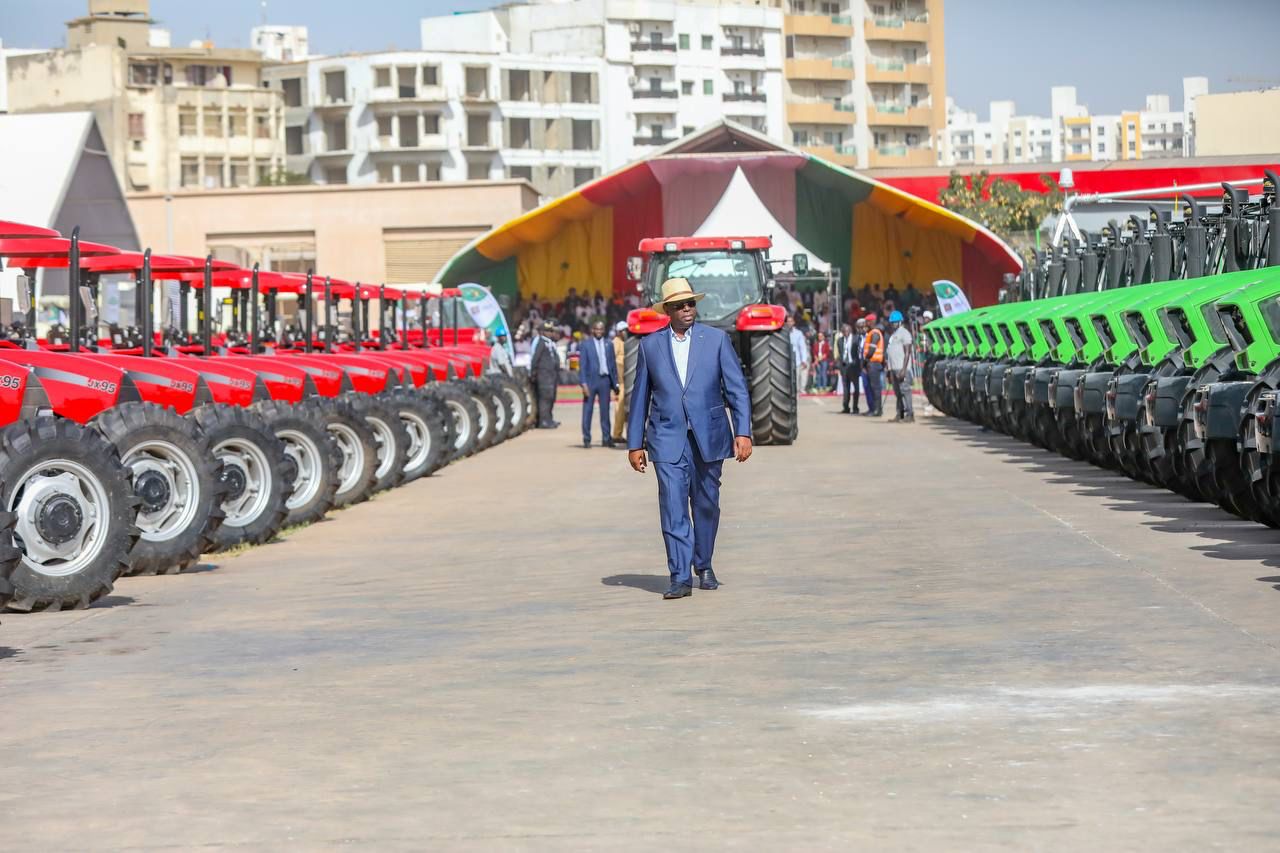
[654,277,705,313]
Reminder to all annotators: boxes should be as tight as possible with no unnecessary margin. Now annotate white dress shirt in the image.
[670,325,691,387]
[595,337,608,376]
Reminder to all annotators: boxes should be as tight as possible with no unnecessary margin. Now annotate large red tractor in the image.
[624,237,802,445]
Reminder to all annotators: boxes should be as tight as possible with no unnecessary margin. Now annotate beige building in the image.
[5,0,285,193]
[127,180,539,286]
[783,0,945,169]
[1194,88,1280,157]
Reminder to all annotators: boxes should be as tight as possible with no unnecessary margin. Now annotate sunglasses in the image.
[668,299,697,311]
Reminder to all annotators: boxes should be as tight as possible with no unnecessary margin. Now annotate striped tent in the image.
[437,121,1020,307]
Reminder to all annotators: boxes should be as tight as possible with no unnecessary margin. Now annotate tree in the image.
[257,169,312,187]
[938,170,1062,251]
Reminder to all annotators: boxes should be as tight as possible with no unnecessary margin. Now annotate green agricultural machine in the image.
[924,172,1280,528]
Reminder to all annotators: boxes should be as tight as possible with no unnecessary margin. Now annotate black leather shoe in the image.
[583,437,591,448]
[662,582,692,599]
[603,438,616,448]
[840,407,850,414]
[696,568,720,590]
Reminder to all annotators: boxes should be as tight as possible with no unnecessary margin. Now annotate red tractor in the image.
[624,236,803,445]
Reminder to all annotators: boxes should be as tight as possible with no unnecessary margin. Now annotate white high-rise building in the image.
[252,25,309,63]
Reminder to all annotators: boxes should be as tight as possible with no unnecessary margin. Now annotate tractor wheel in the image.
[426,384,481,462]
[463,382,500,451]
[0,512,20,611]
[470,379,513,443]
[256,399,341,527]
[315,397,379,508]
[515,368,536,430]
[93,402,226,576]
[1,417,138,612]
[490,374,530,437]
[622,335,641,425]
[748,329,797,446]
[191,405,290,551]
[1208,439,1266,523]
[349,394,410,494]
[391,390,449,482]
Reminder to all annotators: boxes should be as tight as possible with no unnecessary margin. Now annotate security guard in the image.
[861,313,885,417]
[529,321,560,428]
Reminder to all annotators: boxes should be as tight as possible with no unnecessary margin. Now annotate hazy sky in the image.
[4,0,1278,116]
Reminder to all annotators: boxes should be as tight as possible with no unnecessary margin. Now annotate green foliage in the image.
[257,169,312,187]
[938,170,1062,251]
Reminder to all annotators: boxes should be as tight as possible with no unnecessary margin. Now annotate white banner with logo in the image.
[932,279,972,317]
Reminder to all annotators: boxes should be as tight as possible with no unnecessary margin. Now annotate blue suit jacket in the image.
[578,336,618,388]
[627,323,752,463]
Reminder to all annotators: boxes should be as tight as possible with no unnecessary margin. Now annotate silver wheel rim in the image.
[474,398,490,439]
[214,437,272,528]
[491,392,507,433]
[9,457,111,577]
[277,428,323,511]
[125,439,200,543]
[400,410,431,471]
[365,414,396,479]
[327,422,365,496]
[446,400,471,450]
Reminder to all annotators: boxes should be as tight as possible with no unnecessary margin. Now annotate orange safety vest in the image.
[862,328,885,363]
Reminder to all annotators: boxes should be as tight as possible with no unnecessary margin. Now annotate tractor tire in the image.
[349,394,410,494]
[0,512,20,610]
[489,374,530,437]
[426,384,481,462]
[463,382,500,451]
[514,368,536,430]
[622,336,641,423]
[93,402,226,577]
[469,378,513,443]
[316,397,379,508]
[256,399,341,527]
[191,404,290,551]
[0,417,138,612]
[748,330,797,445]
[391,389,449,482]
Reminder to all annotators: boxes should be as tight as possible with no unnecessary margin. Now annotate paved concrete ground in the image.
[2,398,1279,850]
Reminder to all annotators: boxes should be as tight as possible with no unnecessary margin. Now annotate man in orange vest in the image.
[861,313,886,417]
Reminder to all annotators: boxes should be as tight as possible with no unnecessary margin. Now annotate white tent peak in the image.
[691,166,829,270]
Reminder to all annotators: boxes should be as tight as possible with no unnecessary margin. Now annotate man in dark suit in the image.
[834,319,864,414]
[578,320,619,448]
[529,321,560,428]
[627,278,753,600]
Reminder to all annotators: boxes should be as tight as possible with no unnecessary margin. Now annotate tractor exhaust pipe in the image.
[142,248,153,357]
[69,227,81,353]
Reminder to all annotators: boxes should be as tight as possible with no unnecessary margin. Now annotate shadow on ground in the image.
[928,416,1280,581]
[601,574,668,594]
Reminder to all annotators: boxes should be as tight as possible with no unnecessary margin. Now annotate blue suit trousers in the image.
[582,376,612,442]
[653,430,723,586]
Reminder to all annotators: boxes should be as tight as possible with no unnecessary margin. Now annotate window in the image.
[281,78,302,107]
[793,130,811,145]
[678,33,690,49]
[571,119,593,150]
[398,116,418,148]
[324,69,346,103]
[377,163,396,183]
[397,66,416,98]
[376,115,394,142]
[508,69,531,101]
[683,125,694,135]
[1097,141,1106,152]
[127,112,145,139]
[681,80,693,95]
[179,109,197,136]
[255,114,271,139]
[285,126,304,155]
[229,159,249,187]
[570,72,593,103]
[509,165,533,181]
[574,167,597,186]
[203,111,222,137]
[467,114,489,146]
[205,161,224,189]
[324,167,347,184]
[468,160,490,180]
[256,162,275,185]
[702,35,713,49]
[464,67,489,98]
[228,109,247,137]
[325,119,348,151]
[424,114,440,134]
[375,67,391,88]
[180,158,200,187]
[509,117,532,148]
[703,79,713,95]
[129,63,157,86]
[422,65,439,86]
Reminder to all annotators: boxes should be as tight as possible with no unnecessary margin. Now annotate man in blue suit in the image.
[578,320,619,448]
[627,277,753,600]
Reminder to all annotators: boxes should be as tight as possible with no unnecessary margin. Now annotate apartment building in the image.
[939,77,1208,168]
[782,0,946,169]
[4,0,285,193]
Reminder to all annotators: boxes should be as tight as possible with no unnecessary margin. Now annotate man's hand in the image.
[580,384,589,397]
[628,449,647,473]
[734,436,753,463]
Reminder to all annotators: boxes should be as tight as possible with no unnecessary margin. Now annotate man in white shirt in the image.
[786,315,809,395]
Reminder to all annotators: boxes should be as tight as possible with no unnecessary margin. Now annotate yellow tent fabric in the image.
[515,206,614,303]
[851,201,963,290]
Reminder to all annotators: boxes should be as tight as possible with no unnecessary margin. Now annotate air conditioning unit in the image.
[628,76,639,87]
[628,23,641,35]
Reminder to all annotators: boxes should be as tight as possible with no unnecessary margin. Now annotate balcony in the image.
[632,86,678,99]
[787,100,856,125]
[784,57,855,81]
[721,44,765,57]
[870,145,934,168]
[631,40,677,52]
[865,60,933,84]
[370,135,448,153]
[723,91,767,103]
[801,144,857,168]
[867,104,932,126]
[634,133,675,146]
[784,13,854,38]
[313,96,351,112]
[369,86,448,106]
[864,15,931,42]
